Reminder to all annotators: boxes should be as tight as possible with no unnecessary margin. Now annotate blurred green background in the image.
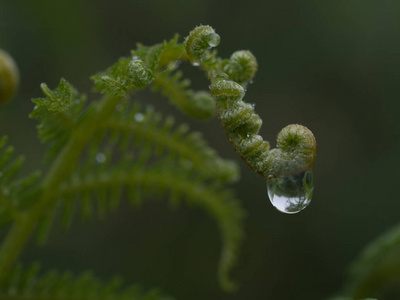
[1,0,400,299]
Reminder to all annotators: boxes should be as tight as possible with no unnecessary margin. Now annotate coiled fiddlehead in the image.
[91,57,154,96]
[185,26,317,214]
[0,49,19,105]
[184,25,220,64]
[222,50,258,86]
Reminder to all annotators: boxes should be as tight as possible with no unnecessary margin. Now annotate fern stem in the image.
[0,95,123,287]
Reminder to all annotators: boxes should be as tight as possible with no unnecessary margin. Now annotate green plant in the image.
[0,25,249,299]
[3,24,390,300]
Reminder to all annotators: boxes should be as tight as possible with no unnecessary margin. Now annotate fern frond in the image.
[184,25,221,69]
[0,136,41,225]
[91,57,154,96]
[152,70,216,120]
[54,160,244,291]
[342,223,400,298]
[91,57,132,96]
[156,35,186,69]
[30,79,86,161]
[91,41,167,97]
[93,35,216,120]
[103,102,236,182]
[221,50,258,86]
[31,103,243,289]
[1,262,174,300]
[32,79,78,113]
[135,36,218,119]
[132,43,165,72]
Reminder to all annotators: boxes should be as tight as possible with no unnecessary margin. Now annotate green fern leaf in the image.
[54,161,244,290]
[152,70,216,120]
[29,79,85,161]
[131,43,165,72]
[91,41,167,96]
[31,78,78,113]
[31,103,243,289]
[0,136,41,226]
[1,263,174,300]
[103,102,237,182]
[91,58,154,96]
[0,28,249,293]
[156,35,186,69]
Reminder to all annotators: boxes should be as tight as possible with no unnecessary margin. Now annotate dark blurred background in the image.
[1,0,400,299]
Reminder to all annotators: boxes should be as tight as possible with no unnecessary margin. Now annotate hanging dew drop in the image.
[267,170,314,214]
[206,33,220,48]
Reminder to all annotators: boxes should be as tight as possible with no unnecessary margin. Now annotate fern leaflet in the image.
[0,136,41,227]
[32,101,243,290]
[2,263,173,300]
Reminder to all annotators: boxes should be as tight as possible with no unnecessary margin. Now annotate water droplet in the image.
[206,33,220,47]
[246,132,252,138]
[192,61,200,67]
[267,171,313,214]
[134,113,144,122]
[96,153,106,164]
[251,103,256,108]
